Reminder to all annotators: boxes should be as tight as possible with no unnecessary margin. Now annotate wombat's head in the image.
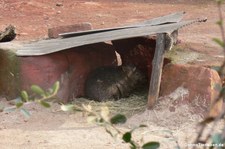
[122,65,136,75]
[121,65,146,83]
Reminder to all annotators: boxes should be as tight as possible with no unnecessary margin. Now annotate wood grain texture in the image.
[14,20,199,56]
[59,11,185,38]
[148,33,166,108]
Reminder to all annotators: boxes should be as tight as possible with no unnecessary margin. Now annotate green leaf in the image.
[211,133,223,147]
[61,104,74,111]
[220,87,225,99]
[110,114,127,124]
[3,106,16,112]
[16,102,23,108]
[98,118,104,123]
[213,38,225,48]
[216,20,223,26]
[122,132,132,143]
[52,81,60,94]
[130,124,148,133]
[20,108,31,118]
[0,104,4,112]
[45,91,51,96]
[9,97,23,105]
[31,85,45,96]
[214,83,222,92]
[142,142,160,149]
[21,91,29,102]
[39,101,51,108]
[211,66,221,73]
[216,0,225,5]
[130,141,137,149]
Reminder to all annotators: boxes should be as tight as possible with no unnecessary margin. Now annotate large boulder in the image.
[19,53,68,92]
[160,64,222,117]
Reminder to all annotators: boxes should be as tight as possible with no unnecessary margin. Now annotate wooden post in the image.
[148,33,166,108]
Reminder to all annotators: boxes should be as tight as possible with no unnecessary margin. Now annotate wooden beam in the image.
[0,18,206,56]
[60,11,185,38]
[148,33,166,108]
[14,19,201,56]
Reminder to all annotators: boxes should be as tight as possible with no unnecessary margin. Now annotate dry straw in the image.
[73,93,147,117]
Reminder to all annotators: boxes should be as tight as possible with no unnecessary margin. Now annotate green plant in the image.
[1,80,159,149]
[2,81,60,117]
[61,104,159,149]
[193,0,225,148]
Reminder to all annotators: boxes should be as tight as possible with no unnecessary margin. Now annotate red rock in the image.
[48,23,92,38]
[0,50,20,98]
[19,52,69,100]
[112,37,155,80]
[112,37,171,81]
[65,43,117,100]
[19,42,117,103]
[160,64,222,117]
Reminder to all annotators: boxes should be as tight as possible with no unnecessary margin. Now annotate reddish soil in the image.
[0,0,224,66]
[0,1,225,149]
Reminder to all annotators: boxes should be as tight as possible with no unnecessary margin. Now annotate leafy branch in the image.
[193,0,225,148]
[1,80,159,149]
[2,81,60,117]
[61,104,159,149]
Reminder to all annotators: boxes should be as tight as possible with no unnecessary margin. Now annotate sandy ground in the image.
[0,0,225,149]
[0,88,224,149]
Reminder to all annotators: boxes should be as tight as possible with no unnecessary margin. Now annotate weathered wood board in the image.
[0,12,207,105]
[148,33,166,108]
[0,19,205,56]
[59,11,185,38]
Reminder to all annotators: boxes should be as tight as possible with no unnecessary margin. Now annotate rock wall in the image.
[19,43,117,102]
[160,64,222,117]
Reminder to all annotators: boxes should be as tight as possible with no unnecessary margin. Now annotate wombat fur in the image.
[84,65,146,101]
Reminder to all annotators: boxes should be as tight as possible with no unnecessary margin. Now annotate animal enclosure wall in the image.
[0,37,168,102]
[0,43,118,102]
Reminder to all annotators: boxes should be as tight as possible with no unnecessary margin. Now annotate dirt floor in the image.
[0,0,225,149]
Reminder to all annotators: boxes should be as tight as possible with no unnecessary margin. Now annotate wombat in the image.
[84,65,146,101]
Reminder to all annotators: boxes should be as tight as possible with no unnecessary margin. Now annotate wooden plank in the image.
[131,11,185,25]
[13,19,202,56]
[59,11,185,38]
[148,33,166,108]
[0,41,22,53]
[0,18,206,56]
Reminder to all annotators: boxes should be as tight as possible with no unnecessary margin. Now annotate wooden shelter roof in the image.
[0,12,206,56]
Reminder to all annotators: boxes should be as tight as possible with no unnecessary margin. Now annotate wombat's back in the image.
[84,65,146,101]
